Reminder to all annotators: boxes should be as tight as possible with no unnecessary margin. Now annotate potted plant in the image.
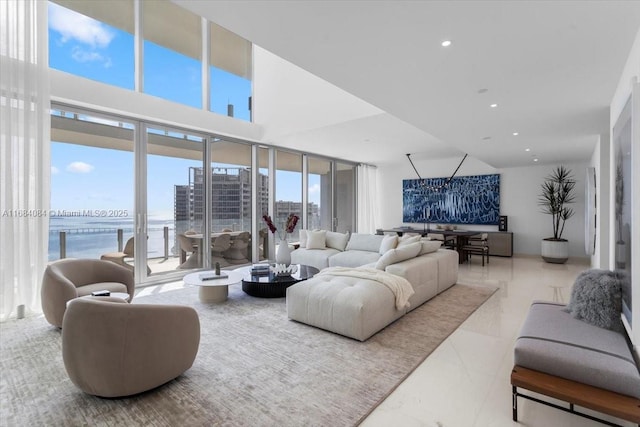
[538,165,576,264]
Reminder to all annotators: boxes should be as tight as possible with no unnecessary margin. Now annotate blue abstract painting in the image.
[403,174,500,225]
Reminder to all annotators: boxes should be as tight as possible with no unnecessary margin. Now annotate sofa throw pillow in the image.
[378,235,398,254]
[326,231,350,251]
[419,239,442,255]
[306,230,327,250]
[375,242,422,270]
[346,233,385,252]
[564,269,624,332]
[397,234,421,247]
[299,229,308,248]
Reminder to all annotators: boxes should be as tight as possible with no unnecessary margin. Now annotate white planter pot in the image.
[541,239,569,264]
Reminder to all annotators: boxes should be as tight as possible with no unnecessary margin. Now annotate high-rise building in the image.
[174,167,318,248]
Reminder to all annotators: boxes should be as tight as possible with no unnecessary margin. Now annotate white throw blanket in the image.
[316,267,415,310]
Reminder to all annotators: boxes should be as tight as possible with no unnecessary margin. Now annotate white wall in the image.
[377,156,589,259]
[609,28,640,353]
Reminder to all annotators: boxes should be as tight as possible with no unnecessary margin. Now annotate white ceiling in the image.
[175,0,640,168]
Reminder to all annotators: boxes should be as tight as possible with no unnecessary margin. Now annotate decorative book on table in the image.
[251,263,270,276]
[199,272,228,281]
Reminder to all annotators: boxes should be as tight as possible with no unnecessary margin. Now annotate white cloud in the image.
[49,2,115,48]
[66,161,94,173]
[51,166,59,175]
[309,184,321,194]
[71,46,113,68]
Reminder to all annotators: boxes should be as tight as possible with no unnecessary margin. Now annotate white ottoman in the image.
[286,274,405,341]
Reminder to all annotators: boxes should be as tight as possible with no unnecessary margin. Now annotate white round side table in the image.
[183,270,243,303]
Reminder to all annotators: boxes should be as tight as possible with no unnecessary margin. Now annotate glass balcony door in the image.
[210,139,253,267]
[137,124,206,283]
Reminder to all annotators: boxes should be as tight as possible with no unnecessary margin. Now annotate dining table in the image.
[180,231,244,263]
[433,230,481,263]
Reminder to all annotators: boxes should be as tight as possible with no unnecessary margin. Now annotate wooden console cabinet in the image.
[487,232,513,257]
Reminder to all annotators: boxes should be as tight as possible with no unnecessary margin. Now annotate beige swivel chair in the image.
[177,233,201,269]
[41,258,135,328]
[211,233,232,267]
[62,297,200,398]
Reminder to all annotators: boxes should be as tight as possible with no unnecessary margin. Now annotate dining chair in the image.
[427,233,456,250]
[462,233,490,266]
[211,233,232,267]
[177,233,201,269]
[224,231,251,264]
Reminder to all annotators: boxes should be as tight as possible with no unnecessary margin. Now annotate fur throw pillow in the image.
[565,269,623,332]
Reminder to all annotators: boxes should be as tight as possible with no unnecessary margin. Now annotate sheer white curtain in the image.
[1,0,50,321]
[356,164,379,234]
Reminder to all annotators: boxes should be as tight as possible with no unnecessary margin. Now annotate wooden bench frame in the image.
[511,365,640,426]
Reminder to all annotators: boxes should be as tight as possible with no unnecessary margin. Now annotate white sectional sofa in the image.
[287,230,459,341]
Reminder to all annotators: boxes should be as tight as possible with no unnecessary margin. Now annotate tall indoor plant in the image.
[538,165,576,263]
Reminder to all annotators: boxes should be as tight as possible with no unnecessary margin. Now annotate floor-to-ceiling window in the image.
[275,150,302,243]
[210,139,253,265]
[49,107,135,263]
[307,157,331,230]
[49,106,358,283]
[258,147,271,260]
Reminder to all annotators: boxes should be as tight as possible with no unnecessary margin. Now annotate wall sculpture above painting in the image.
[402,174,500,225]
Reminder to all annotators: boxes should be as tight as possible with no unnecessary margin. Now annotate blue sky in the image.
[48,2,319,219]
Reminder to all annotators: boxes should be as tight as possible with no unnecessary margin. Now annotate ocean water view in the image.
[48,216,176,262]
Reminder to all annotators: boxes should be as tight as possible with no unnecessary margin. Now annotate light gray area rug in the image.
[1,283,495,427]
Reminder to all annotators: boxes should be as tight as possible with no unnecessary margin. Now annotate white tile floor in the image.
[360,255,636,427]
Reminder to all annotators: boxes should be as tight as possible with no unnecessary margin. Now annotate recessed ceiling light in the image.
[441,40,452,47]
[533,158,539,162]
[512,132,519,136]
[525,148,531,152]
[490,103,498,108]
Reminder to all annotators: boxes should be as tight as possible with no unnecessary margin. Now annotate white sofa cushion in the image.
[375,242,422,270]
[378,235,398,254]
[419,239,442,255]
[397,235,421,247]
[307,230,327,249]
[346,233,384,252]
[290,247,340,271]
[329,250,381,268]
[326,231,350,251]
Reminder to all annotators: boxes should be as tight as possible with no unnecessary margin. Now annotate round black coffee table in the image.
[240,264,319,298]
